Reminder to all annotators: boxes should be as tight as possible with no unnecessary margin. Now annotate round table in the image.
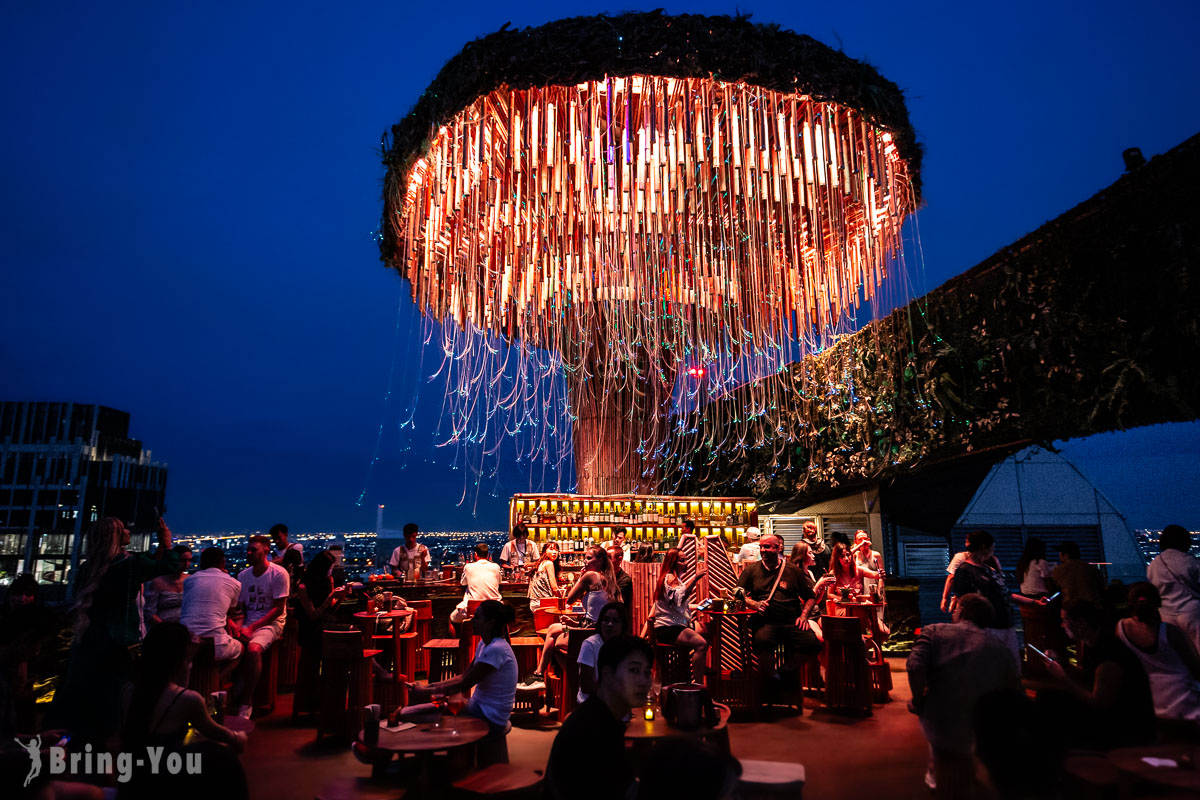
[624,702,731,741]
[1107,744,1200,795]
[625,703,732,770]
[360,714,490,797]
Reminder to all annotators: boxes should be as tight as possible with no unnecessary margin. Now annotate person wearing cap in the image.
[854,530,890,636]
[854,530,886,597]
[734,527,762,563]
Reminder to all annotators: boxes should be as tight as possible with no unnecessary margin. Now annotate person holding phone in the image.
[1041,600,1156,749]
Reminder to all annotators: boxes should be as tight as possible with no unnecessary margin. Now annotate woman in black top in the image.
[950,530,1045,663]
[1042,600,1156,749]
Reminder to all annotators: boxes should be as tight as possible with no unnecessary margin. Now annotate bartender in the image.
[389,522,431,579]
[499,522,540,569]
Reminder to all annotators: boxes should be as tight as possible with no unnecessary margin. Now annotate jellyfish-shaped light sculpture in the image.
[380,12,921,496]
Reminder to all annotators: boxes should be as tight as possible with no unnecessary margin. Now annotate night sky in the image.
[3,2,1198,533]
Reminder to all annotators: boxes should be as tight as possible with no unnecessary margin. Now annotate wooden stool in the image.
[798,653,823,694]
[545,628,590,722]
[424,638,464,682]
[317,629,380,740]
[868,662,892,702]
[187,638,223,697]
[393,631,419,680]
[450,765,544,799]
[278,615,301,690]
[253,642,279,715]
[738,760,806,799]
[509,636,546,715]
[655,642,693,686]
[821,617,872,715]
[294,643,321,717]
[409,600,434,676]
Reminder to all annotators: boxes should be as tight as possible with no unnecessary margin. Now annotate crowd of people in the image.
[6,512,1200,800]
[911,523,1200,799]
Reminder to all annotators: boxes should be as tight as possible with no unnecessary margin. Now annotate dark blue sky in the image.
[3,2,1198,533]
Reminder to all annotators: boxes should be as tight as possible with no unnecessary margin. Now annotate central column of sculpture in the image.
[567,325,676,496]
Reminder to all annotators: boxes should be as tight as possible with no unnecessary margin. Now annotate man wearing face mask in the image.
[738,533,822,689]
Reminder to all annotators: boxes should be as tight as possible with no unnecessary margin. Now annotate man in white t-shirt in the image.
[389,523,431,578]
[450,543,502,625]
[233,535,290,718]
[180,546,243,663]
[734,526,761,563]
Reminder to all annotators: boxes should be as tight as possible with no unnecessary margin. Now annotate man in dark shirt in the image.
[1051,541,1106,607]
[545,636,653,800]
[607,544,635,609]
[738,533,822,675]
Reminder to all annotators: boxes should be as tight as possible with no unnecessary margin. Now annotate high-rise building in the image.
[0,402,168,588]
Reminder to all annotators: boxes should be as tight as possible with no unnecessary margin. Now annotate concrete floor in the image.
[244,658,929,799]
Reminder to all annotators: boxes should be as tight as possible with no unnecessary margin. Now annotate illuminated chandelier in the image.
[380,12,921,496]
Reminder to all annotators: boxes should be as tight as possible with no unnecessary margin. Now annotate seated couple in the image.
[179,536,289,719]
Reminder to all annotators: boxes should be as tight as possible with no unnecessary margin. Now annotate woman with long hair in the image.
[788,541,819,587]
[527,542,562,612]
[828,542,877,595]
[522,545,618,686]
[294,550,348,648]
[652,548,708,681]
[411,599,517,765]
[1016,538,1054,597]
[120,621,247,798]
[577,601,630,702]
[54,516,179,740]
[633,542,657,563]
[1116,581,1200,722]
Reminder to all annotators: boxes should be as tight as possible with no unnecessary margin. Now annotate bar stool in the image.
[654,642,694,686]
[545,627,590,721]
[532,598,562,634]
[317,629,382,740]
[252,643,279,716]
[425,606,480,683]
[277,615,301,690]
[408,599,434,676]
[509,634,546,715]
[821,616,872,715]
[188,638,234,697]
